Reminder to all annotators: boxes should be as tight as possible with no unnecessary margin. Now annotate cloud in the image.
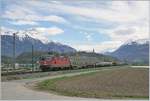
[2,3,68,24]
[10,20,38,25]
[46,1,149,44]
[103,24,149,43]
[4,10,67,24]
[46,1,149,23]
[81,32,93,41]
[71,41,122,53]
[4,1,148,25]
[85,35,92,41]
[115,28,135,35]
[35,27,64,35]
[43,15,67,23]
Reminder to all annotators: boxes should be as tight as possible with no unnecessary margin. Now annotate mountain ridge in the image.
[1,33,76,57]
[106,39,149,65]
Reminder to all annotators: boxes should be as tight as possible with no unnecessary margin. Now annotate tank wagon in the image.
[39,55,114,71]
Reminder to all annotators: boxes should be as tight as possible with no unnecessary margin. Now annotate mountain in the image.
[1,56,13,64]
[107,39,149,65]
[14,51,119,64]
[1,30,76,57]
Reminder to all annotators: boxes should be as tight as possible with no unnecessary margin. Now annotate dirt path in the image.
[1,69,103,100]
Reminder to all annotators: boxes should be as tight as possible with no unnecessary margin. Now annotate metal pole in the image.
[13,33,16,70]
[32,44,34,71]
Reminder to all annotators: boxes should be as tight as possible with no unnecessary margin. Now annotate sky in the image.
[1,0,149,53]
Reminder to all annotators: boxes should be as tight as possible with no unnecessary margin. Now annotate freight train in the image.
[39,55,114,71]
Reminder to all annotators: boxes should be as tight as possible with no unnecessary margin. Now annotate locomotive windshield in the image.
[40,56,52,60]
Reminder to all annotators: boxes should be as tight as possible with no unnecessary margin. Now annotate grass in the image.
[36,67,149,99]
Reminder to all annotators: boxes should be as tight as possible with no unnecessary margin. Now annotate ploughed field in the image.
[37,68,149,99]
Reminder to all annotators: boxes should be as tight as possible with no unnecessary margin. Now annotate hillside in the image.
[2,51,119,64]
[1,30,76,57]
[1,56,13,64]
[107,39,149,65]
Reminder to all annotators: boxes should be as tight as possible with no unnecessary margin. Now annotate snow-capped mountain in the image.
[1,30,76,57]
[107,39,149,64]
[1,28,49,43]
[123,39,149,46]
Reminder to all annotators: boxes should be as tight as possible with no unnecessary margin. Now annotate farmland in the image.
[37,67,149,99]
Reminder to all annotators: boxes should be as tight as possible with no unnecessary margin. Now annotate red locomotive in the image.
[39,56,71,71]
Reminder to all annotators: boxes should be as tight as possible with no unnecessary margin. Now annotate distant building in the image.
[93,48,95,53]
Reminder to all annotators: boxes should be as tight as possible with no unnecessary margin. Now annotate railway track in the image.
[2,65,125,77]
[1,66,105,76]
[1,70,41,76]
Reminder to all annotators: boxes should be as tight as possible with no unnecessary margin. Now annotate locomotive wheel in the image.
[41,68,48,72]
[69,65,73,69]
[40,66,50,72]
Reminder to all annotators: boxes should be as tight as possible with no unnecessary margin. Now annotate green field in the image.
[36,67,149,99]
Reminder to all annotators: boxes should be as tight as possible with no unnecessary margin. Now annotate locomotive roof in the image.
[40,55,68,58]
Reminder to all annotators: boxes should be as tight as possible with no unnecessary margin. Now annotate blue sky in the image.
[1,0,149,52]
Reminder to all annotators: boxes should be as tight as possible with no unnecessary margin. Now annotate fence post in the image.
[13,33,16,71]
[32,44,34,72]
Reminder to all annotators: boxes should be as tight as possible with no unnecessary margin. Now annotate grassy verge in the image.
[36,68,149,99]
